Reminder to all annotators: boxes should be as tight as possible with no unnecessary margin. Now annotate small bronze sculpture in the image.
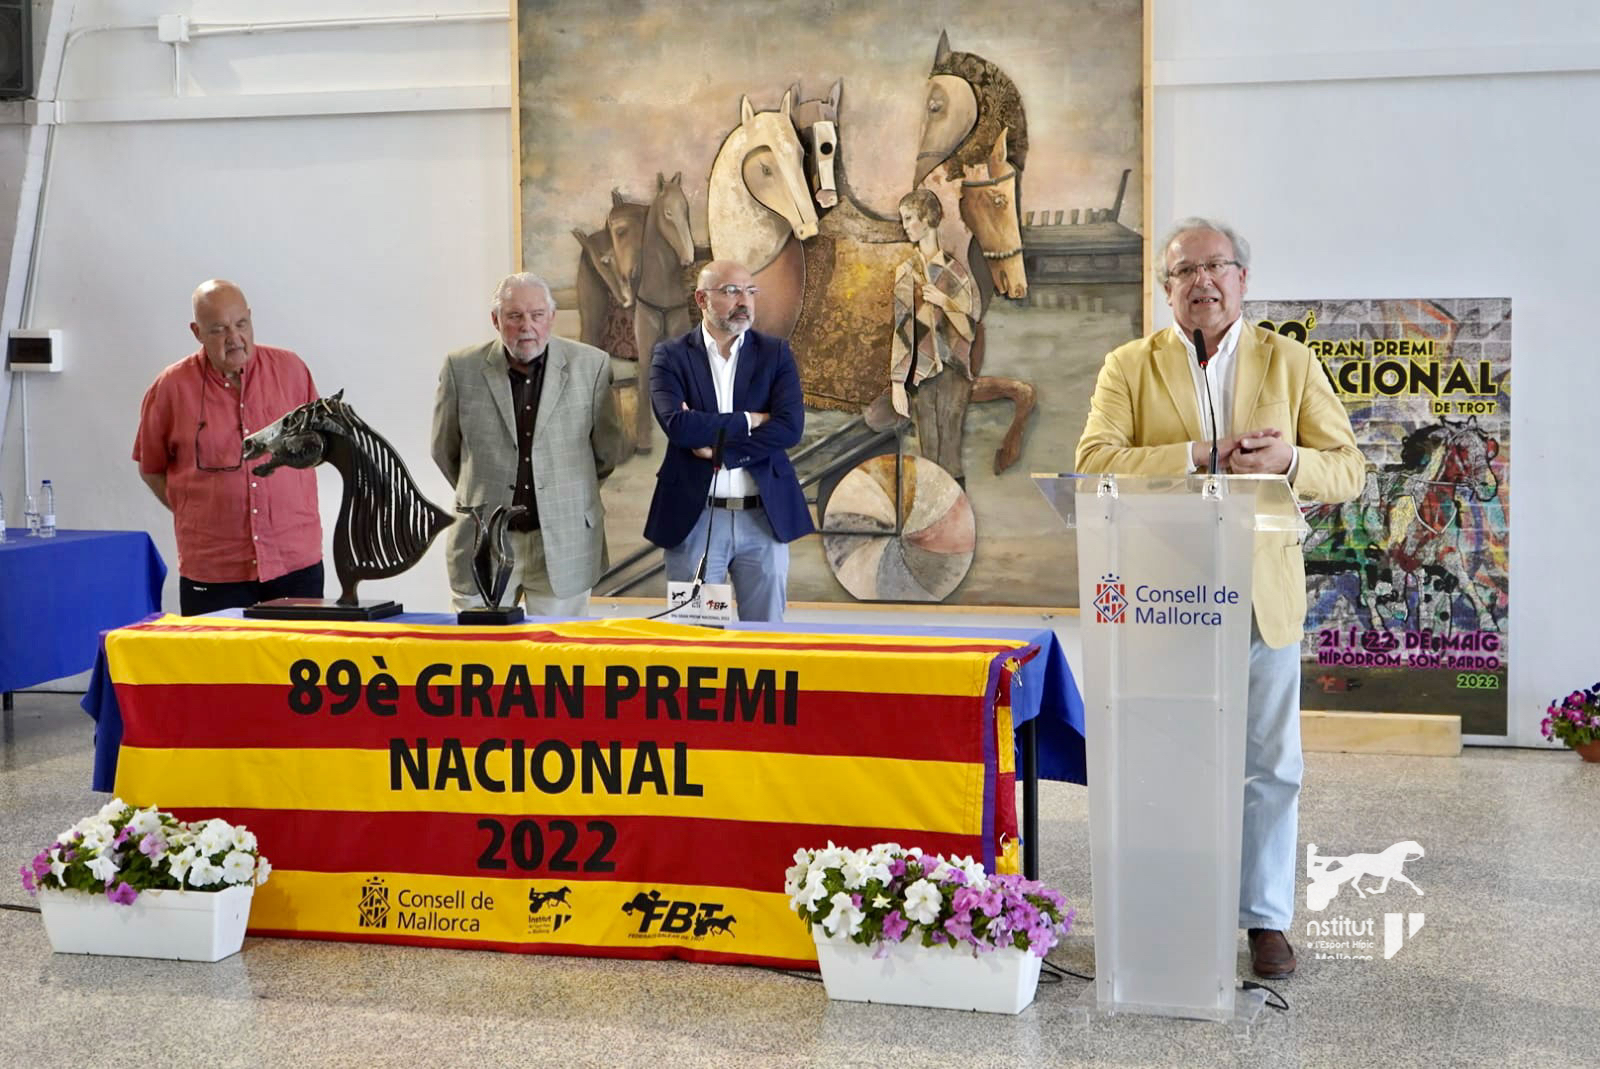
[241,391,451,618]
[456,503,527,625]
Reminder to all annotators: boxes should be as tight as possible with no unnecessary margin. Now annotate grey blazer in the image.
[431,336,627,599]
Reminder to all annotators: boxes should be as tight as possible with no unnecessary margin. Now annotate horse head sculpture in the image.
[789,80,840,210]
[572,225,633,309]
[242,391,452,606]
[708,89,818,271]
[648,171,696,270]
[918,31,1030,299]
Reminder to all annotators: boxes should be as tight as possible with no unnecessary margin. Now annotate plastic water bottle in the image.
[24,490,38,536]
[38,479,55,538]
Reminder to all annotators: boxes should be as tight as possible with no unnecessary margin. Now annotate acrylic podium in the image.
[1034,472,1305,1026]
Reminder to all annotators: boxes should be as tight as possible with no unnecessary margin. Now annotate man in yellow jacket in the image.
[1076,218,1364,980]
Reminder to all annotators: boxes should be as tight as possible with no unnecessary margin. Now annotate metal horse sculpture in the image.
[242,391,452,606]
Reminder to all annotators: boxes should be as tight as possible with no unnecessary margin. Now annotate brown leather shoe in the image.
[1248,928,1297,979]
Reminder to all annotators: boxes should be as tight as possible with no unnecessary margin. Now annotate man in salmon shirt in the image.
[133,280,324,615]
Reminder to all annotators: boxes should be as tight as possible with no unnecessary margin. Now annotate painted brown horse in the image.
[630,171,696,452]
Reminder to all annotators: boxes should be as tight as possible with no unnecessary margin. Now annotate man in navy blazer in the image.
[644,260,813,621]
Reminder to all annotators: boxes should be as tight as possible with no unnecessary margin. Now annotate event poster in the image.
[1243,299,1511,737]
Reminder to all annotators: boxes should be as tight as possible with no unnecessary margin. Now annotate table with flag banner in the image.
[82,613,1084,968]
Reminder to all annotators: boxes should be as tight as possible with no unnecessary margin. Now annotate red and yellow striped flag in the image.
[107,615,1032,967]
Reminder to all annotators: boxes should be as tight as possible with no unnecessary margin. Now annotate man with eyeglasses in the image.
[134,279,324,615]
[432,272,626,617]
[1076,218,1364,981]
[643,260,812,622]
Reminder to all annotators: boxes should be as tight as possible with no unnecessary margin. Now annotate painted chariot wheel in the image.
[821,453,975,601]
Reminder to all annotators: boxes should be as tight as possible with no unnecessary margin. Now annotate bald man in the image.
[134,280,324,614]
[643,260,812,622]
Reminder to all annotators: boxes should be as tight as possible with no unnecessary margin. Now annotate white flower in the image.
[49,849,67,882]
[86,854,121,884]
[812,842,848,872]
[949,854,988,886]
[128,808,163,836]
[839,852,872,890]
[78,825,111,854]
[902,878,943,925]
[221,851,255,884]
[783,859,809,897]
[187,860,224,888]
[821,892,864,938]
[231,826,258,853]
[253,857,272,886]
[798,870,831,912]
[167,846,198,886]
[871,894,891,910]
[196,820,234,857]
[861,860,893,887]
[96,797,129,821]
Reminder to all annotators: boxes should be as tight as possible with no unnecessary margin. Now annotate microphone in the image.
[693,427,728,586]
[1193,328,1220,475]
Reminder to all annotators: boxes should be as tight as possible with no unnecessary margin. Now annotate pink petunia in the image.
[107,881,138,905]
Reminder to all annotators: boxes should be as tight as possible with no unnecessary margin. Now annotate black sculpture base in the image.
[244,597,403,621]
[458,605,525,626]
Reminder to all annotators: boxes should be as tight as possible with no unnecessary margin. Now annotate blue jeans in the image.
[1239,620,1304,931]
[663,505,788,623]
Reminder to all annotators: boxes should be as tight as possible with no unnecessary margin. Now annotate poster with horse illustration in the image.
[1244,298,1511,737]
[515,0,1145,608]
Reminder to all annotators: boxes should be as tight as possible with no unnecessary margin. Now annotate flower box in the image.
[36,884,254,962]
[787,843,1071,1015]
[813,925,1043,1014]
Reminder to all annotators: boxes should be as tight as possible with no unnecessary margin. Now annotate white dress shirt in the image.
[1177,317,1298,479]
[701,324,758,498]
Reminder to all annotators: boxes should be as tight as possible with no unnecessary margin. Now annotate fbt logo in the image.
[620,889,737,939]
[1305,841,1426,960]
[1093,573,1128,624]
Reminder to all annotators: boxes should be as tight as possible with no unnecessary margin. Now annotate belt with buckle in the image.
[710,495,762,511]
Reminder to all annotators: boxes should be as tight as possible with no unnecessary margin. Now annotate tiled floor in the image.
[2,693,1596,1068]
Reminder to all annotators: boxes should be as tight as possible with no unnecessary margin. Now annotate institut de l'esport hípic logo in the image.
[1304,840,1425,961]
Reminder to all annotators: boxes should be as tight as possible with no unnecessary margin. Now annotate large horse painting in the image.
[516,0,1146,608]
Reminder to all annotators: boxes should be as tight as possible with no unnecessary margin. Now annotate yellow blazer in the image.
[1075,323,1364,648]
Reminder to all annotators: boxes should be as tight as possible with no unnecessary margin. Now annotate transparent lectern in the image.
[1034,473,1305,1026]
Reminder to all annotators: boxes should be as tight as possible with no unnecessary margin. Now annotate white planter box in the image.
[36,884,254,962]
[813,927,1043,1014]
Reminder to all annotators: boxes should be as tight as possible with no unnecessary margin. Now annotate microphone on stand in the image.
[1193,327,1220,476]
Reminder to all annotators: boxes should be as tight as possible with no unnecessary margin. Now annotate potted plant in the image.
[1543,683,1600,762]
[19,797,271,961]
[785,842,1074,1014]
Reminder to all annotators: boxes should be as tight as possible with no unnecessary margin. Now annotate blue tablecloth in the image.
[81,611,1086,793]
[0,529,165,693]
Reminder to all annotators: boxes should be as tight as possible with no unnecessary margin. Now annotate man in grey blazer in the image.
[431,272,627,616]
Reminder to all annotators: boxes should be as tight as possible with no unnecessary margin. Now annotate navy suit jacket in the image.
[644,327,814,550]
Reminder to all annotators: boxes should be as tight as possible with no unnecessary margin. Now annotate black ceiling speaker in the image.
[0,0,34,101]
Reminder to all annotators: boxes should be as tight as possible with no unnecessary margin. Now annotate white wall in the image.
[0,1,512,622]
[1152,1,1600,744]
[2,1,1591,745]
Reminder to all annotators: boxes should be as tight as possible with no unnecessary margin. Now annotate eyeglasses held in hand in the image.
[704,284,760,298]
[1167,259,1241,282]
